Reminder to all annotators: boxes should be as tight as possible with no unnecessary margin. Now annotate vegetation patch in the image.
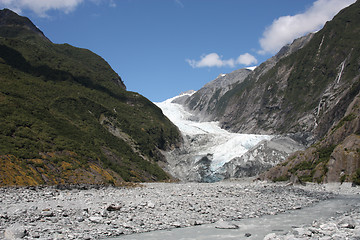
[332,113,356,131]
[353,168,360,185]
[273,175,290,182]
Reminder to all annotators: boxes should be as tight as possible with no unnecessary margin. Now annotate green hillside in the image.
[0,9,180,186]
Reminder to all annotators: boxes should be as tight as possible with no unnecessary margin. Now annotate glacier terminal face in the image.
[155,93,275,182]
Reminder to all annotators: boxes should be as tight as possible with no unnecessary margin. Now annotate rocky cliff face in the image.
[212,1,360,144]
[182,69,252,121]
[260,92,360,183]
[180,32,312,124]
[257,2,360,183]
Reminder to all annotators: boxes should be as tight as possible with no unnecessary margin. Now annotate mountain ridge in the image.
[0,8,50,42]
[0,9,181,186]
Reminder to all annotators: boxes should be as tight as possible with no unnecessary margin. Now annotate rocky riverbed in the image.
[265,194,360,240]
[0,180,358,239]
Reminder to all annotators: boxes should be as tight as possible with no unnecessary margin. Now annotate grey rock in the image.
[147,201,155,209]
[184,69,252,122]
[4,224,27,239]
[89,216,103,224]
[172,222,182,228]
[263,233,277,240]
[106,204,122,211]
[293,227,312,236]
[338,217,356,229]
[214,219,239,229]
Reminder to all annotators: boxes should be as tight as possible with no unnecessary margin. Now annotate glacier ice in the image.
[155,93,273,173]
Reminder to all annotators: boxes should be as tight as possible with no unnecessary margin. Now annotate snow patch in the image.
[335,60,346,84]
[246,66,257,71]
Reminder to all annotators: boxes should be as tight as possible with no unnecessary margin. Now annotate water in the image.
[109,194,360,240]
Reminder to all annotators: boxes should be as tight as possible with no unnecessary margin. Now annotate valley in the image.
[2,180,358,240]
[0,1,360,239]
[155,92,304,182]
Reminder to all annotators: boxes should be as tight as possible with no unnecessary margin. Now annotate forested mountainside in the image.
[0,9,181,186]
[179,1,360,183]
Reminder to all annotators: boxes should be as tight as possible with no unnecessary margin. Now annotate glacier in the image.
[155,92,274,181]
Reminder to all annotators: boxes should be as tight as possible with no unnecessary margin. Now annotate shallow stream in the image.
[111,194,360,240]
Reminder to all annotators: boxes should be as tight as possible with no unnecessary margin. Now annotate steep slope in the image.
[182,68,252,121]
[0,8,50,43]
[0,9,181,186]
[260,93,360,183]
[213,1,360,145]
[258,1,360,184]
[181,33,313,128]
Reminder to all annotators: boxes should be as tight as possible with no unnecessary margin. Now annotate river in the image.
[110,194,360,240]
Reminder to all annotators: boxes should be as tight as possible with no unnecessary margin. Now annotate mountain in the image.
[0,9,50,43]
[183,34,314,125]
[0,9,181,186]
[175,1,360,183]
[179,69,252,122]
[210,2,360,143]
[159,32,314,182]
[258,1,360,184]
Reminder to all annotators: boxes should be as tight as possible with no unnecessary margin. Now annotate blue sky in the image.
[0,0,355,102]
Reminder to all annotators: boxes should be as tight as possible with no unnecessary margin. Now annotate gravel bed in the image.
[0,180,346,239]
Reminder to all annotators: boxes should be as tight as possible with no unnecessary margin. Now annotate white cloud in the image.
[0,0,84,16]
[0,0,118,17]
[237,53,258,65]
[259,0,356,55]
[186,53,234,68]
[186,52,257,68]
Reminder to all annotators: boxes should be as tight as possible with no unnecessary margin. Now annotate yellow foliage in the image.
[61,161,73,170]
[0,154,125,187]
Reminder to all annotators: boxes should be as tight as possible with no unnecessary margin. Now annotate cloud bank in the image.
[259,0,356,55]
[186,53,257,68]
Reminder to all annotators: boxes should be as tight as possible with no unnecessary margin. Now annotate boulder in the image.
[4,224,27,239]
[214,219,239,229]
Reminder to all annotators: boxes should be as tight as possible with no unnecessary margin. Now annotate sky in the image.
[0,0,356,102]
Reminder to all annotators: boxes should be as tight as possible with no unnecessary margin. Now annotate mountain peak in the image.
[0,8,50,42]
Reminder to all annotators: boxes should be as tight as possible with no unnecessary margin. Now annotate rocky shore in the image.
[0,180,358,239]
